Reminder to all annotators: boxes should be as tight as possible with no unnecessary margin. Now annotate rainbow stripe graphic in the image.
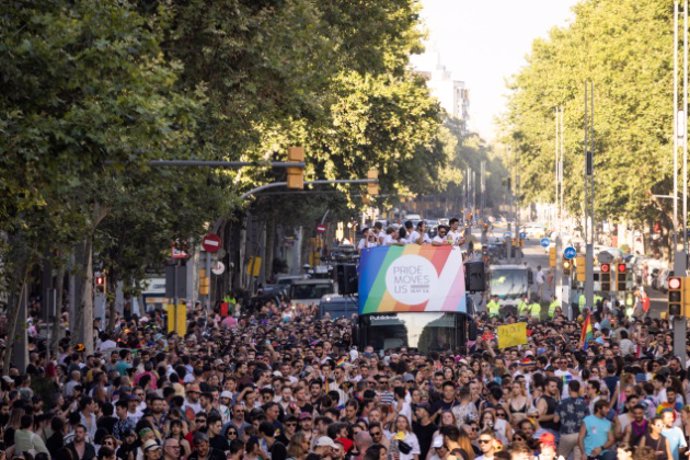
[358,245,466,314]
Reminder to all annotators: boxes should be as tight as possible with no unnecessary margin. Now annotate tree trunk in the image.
[265,213,276,281]
[3,268,29,373]
[51,264,65,359]
[78,235,95,354]
[106,268,118,334]
[75,203,109,355]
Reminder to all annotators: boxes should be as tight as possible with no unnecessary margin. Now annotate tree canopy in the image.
[503,0,673,225]
[0,0,462,305]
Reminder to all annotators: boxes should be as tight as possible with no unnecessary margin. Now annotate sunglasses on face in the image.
[227,431,237,436]
[370,431,382,436]
[478,439,492,444]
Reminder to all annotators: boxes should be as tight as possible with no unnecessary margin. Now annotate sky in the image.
[410,0,580,141]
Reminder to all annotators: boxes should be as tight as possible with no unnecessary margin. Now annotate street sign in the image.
[316,224,327,234]
[503,231,513,238]
[563,246,577,260]
[211,261,225,275]
[202,233,222,253]
[519,232,527,239]
[540,237,551,248]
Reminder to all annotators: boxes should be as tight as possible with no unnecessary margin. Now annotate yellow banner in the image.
[497,322,528,349]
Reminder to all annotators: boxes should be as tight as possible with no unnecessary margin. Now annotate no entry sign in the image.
[202,233,222,253]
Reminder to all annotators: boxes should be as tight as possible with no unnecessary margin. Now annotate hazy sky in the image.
[411,0,580,141]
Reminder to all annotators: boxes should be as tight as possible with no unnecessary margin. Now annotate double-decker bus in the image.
[354,245,480,353]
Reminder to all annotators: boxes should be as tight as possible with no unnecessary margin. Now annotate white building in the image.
[412,51,470,129]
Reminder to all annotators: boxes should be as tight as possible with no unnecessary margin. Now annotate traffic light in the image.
[616,263,627,291]
[562,258,572,276]
[668,276,683,316]
[199,268,210,296]
[95,272,105,293]
[367,168,379,196]
[575,255,585,282]
[600,263,611,291]
[683,276,690,317]
[286,146,304,190]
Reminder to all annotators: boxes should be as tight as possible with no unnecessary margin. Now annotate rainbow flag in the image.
[580,312,593,350]
[335,356,347,368]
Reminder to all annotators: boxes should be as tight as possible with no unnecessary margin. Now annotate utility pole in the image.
[673,0,688,367]
[472,171,479,212]
[480,160,486,216]
[584,82,595,312]
[555,107,563,310]
[678,0,688,266]
[674,0,684,275]
[507,147,514,262]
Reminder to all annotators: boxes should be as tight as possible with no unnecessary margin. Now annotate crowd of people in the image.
[1,281,689,460]
[357,219,467,251]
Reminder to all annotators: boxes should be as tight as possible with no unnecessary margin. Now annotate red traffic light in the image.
[600,263,610,273]
[669,276,682,290]
[95,276,105,286]
[617,263,626,273]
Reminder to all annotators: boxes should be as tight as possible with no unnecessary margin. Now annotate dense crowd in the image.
[1,293,690,460]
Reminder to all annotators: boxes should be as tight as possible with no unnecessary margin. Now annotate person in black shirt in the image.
[97,402,117,436]
[430,381,458,423]
[207,415,228,452]
[188,432,224,460]
[259,421,287,460]
[46,416,66,457]
[537,378,560,434]
[412,404,437,460]
[277,415,298,446]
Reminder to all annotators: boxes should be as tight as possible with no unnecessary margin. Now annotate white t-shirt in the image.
[432,235,451,245]
[408,231,431,245]
[554,369,577,398]
[448,229,464,245]
[383,234,397,246]
[536,270,545,285]
[357,238,378,251]
[395,432,421,460]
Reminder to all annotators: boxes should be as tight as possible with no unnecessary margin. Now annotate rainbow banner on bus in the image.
[358,245,466,314]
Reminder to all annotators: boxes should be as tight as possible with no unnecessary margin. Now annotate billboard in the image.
[358,245,466,314]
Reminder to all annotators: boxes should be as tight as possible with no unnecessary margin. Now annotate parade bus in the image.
[355,245,479,353]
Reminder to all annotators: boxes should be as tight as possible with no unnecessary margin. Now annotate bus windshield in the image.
[490,269,528,298]
[360,312,459,352]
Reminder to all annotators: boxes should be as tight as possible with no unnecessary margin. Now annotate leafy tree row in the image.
[503,0,673,232]
[0,0,460,361]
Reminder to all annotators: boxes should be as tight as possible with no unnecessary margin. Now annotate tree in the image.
[0,0,207,361]
[503,0,673,230]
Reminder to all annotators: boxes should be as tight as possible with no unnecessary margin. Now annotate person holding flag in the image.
[580,310,593,350]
